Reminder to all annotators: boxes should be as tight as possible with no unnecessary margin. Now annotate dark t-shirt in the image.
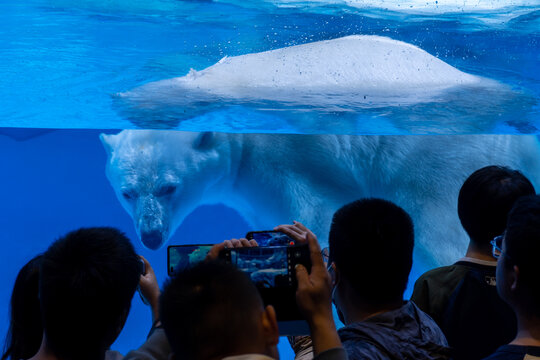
[483,345,540,360]
[411,259,517,360]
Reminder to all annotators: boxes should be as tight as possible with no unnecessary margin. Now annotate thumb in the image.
[295,264,309,289]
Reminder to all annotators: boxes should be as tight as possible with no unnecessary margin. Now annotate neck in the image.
[28,336,59,360]
[511,312,540,347]
[465,242,495,262]
[337,280,404,324]
[343,297,403,324]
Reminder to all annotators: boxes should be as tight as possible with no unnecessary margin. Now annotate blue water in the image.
[1,0,540,357]
[0,130,254,354]
[1,0,539,133]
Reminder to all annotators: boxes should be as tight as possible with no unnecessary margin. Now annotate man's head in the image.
[328,198,414,311]
[496,195,540,319]
[39,227,141,360]
[160,261,279,360]
[458,165,534,249]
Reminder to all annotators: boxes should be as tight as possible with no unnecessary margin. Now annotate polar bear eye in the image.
[122,190,137,200]
[156,185,177,197]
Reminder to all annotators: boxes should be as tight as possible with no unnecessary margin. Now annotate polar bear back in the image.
[181,35,482,95]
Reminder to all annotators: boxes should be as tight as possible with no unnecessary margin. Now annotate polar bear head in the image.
[100,130,234,250]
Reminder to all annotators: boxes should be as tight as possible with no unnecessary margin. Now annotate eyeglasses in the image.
[490,235,504,259]
[321,247,333,272]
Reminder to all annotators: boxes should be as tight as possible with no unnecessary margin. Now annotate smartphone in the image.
[220,244,311,335]
[139,258,146,275]
[167,244,214,276]
[246,230,295,247]
[220,244,309,288]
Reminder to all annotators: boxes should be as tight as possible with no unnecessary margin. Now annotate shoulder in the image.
[483,345,533,360]
[412,263,475,296]
[342,340,388,360]
[409,302,449,345]
[411,264,474,321]
[416,263,472,284]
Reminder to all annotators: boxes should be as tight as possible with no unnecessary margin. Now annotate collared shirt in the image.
[338,301,450,360]
[483,345,540,360]
[222,355,275,360]
[412,259,517,360]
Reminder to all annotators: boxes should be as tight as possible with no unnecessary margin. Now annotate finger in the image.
[275,225,305,242]
[139,255,154,275]
[224,240,233,249]
[231,239,243,248]
[295,264,310,291]
[293,221,318,242]
[274,224,293,233]
[306,232,324,269]
[292,221,309,232]
[139,255,149,266]
[206,242,226,261]
[283,224,306,238]
[240,238,252,247]
[138,255,148,276]
[249,239,259,247]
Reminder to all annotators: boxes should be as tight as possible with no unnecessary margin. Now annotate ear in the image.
[193,132,215,150]
[100,133,118,157]
[511,265,520,292]
[261,305,280,347]
[331,262,340,288]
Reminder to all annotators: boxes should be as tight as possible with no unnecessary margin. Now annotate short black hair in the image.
[329,198,414,305]
[40,227,140,360]
[160,261,264,360]
[458,165,534,246]
[504,195,540,316]
[2,254,43,360]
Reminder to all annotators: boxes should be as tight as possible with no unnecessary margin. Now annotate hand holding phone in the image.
[294,232,342,355]
[294,232,333,323]
[274,221,316,245]
[246,230,296,247]
[138,256,160,323]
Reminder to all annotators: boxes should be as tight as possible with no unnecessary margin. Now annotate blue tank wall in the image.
[0,129,256,354]
[0,128,469,356]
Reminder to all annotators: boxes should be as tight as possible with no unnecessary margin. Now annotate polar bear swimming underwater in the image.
[101,130,540,268]
[118,35,505,129]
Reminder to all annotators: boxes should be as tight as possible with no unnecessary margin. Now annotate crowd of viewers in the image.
[2,165,540,360]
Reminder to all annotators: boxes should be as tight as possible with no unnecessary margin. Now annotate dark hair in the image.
[39,227,140,360]
[329,198,414,305]
[504,195,540,316]
[2,255,43,360]
[458,165,535,247]
[160,261,263,360]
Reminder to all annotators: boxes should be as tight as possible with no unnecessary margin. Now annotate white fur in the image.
[262,0,539,13]
[101,130,540,267]
[120,35,492,112]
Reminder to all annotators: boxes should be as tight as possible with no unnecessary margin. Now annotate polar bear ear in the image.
[193,132,215,150]
[100,133,118,157]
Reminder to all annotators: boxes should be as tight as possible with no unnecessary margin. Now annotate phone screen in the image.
[229,247,290,288]
[246,230,295,247]
[167,245,213,276]
[220,244,311,330]
[222,244,309,289]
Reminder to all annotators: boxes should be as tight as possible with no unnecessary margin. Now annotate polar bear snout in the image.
[135,196,170,250]
[140,230,165,250]
[139,218,169,250]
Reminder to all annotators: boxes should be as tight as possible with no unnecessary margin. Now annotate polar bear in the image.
[120,35,488,108]
[116,35,519,132]
[101,130,540,268]
[263,0,538,13]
